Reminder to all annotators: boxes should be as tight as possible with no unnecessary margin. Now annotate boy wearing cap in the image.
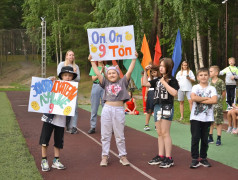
[40,66,77,172]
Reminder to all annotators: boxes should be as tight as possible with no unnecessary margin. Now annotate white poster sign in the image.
[87,25,136,61]
[28,77,78,116]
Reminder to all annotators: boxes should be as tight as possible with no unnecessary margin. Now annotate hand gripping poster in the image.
[87,25,136,61]
[28,77,78,116]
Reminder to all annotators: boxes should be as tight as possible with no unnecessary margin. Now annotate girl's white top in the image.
[176,70,195,91]
[57,61,80,82]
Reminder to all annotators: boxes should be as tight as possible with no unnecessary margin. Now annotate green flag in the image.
[123,58,143,89]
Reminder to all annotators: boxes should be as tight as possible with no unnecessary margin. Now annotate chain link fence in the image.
[0,29,39,74]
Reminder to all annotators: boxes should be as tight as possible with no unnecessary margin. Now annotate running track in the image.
[6,92,238,180]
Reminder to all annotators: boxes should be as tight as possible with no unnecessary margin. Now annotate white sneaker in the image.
[226,107,233,111]
[120,156,130,166]
[41,159,50,172]
[232,128,237,134]
[52,158,66,170]
[100,155,108,167]
[226,127,233,133]
[144,125,150,131]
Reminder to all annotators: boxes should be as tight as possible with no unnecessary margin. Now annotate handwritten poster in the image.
[28,77,78,116]
[87,25,136,61]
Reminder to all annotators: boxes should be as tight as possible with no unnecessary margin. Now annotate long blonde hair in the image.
[64,50,77,69]
[180,61,190,75]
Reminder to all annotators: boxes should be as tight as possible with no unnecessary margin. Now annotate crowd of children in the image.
[38,50,238,172]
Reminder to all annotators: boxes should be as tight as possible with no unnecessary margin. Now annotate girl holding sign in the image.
[88,51,138,167]
[143,58,179,168]
[57,50,80,134]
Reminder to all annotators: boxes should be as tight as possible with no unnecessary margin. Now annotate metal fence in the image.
[0,29,39,57]
[0,29,39,74]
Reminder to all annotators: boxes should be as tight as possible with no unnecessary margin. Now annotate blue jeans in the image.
[90,84,104,128]
[154,104,174,122]
[68,91,79,128]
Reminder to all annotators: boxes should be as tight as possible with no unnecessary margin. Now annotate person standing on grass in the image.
[57,50,80,134]
[40,66,78,172]
[219,57,238,111]
[189,68,217,169]
[144,65,159,131]
[176,61,196,121]
[143,58,179,168]
[88,61,109,134]
[88,52,138,167]
[208,66,226,146]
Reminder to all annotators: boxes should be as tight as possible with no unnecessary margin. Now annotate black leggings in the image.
[226,85,236,106]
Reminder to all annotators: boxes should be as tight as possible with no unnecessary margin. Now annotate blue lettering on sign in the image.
[31,79,53,97]
[117,34,122,42]
[100,36,106,43]
[92,31,99,44]
[109,30,116,43]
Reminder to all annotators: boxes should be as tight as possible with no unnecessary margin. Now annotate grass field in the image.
[0,92,42,180]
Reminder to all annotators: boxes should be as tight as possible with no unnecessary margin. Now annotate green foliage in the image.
[20,0,238,70]
[22,0,93,66]
[0,0,24,29]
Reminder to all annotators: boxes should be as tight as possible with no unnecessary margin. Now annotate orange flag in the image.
[140,34,152,69]
[112,60,124,78]
[154,35,162,66]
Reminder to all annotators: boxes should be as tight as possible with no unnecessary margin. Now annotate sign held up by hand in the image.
[87,25,136,61]
[28,77,78,116]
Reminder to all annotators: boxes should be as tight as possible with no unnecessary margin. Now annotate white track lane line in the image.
[77,128,157,180]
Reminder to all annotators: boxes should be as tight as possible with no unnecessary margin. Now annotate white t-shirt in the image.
[148,77,154,91]
[190,84,217,122]
[41,114,66,128]
[176,70,195,91]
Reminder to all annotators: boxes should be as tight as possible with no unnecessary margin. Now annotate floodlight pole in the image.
[222,0,228,66]
[41,17,46,78]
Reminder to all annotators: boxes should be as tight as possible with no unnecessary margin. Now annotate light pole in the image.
[41,17,46,78]
[222,0,228,66]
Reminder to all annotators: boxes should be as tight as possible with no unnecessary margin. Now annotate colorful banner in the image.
[87,25,136,61]
[28,77,78,116]
[123,59,143,89]
[140,34,152,69]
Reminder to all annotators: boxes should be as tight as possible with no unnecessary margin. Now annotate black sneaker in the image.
[208,136,214,144]
[190,159,200,169]
[216,139,221,146]
[159,157,174,168]
[199,158,211,167]
[88,128,95,134]
[148,155,164,165]
[70,127,78,134]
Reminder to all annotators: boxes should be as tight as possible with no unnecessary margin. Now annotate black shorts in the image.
[39,122,65,149]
